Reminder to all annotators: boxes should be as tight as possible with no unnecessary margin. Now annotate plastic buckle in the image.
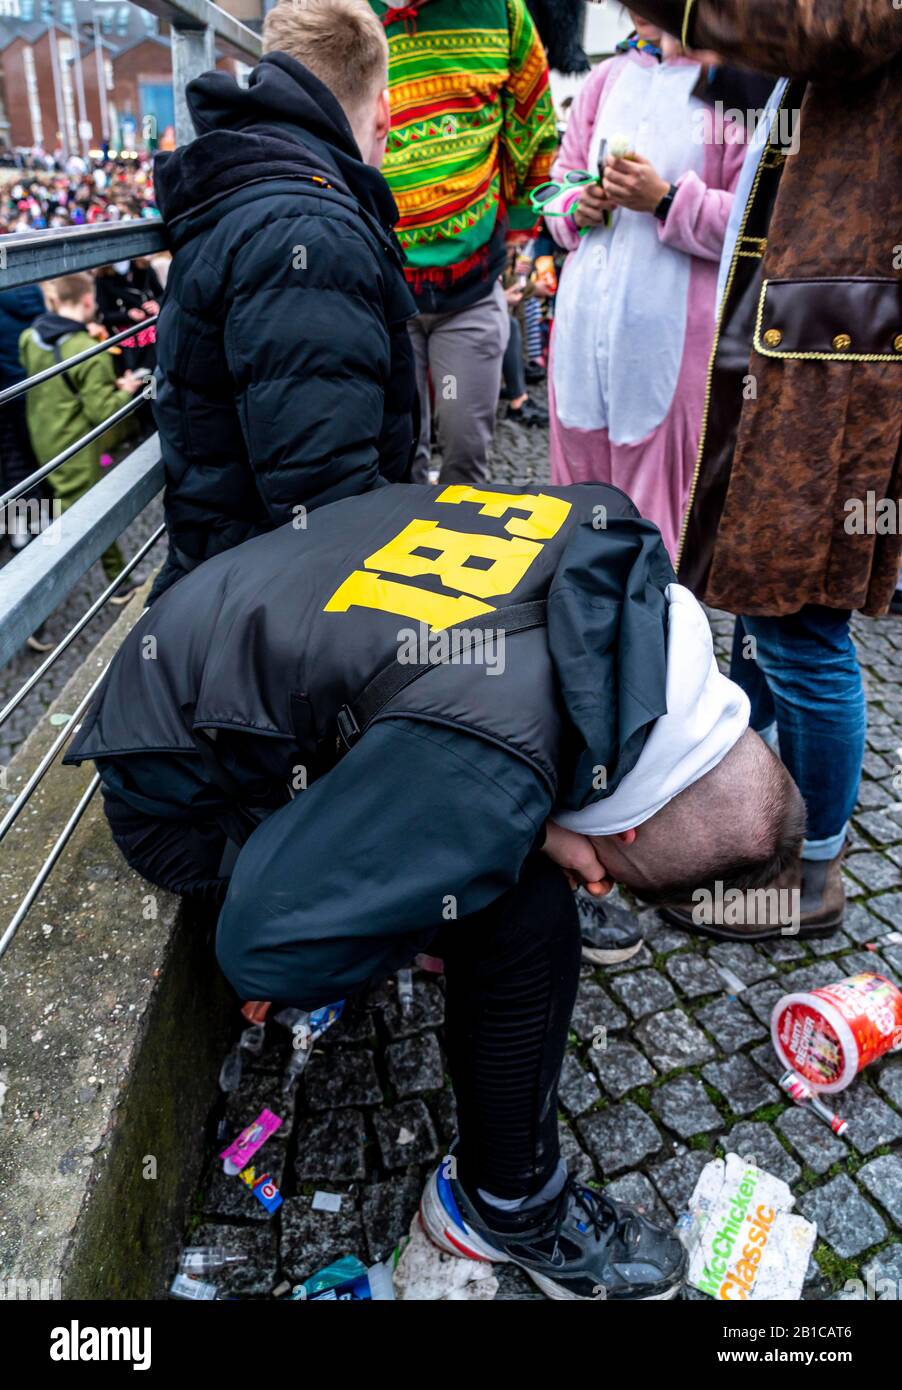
[336,705,360,752]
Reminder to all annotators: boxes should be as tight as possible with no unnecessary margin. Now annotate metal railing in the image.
[0,0,262,962]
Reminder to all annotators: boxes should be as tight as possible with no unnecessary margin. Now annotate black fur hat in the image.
[526,0,590,74]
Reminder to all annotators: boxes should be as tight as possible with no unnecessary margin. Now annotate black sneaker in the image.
[420,1160,685,1300]
[576,890,643,964]
[506,397,549,428]
[525,361,546,384]
[109,583,141,607]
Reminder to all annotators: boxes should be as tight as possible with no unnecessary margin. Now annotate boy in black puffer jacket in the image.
[150,0,418,599]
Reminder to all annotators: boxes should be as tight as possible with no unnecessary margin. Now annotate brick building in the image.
[0,0,264,156]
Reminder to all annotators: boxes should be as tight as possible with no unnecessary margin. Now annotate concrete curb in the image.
[0,582,232,1299]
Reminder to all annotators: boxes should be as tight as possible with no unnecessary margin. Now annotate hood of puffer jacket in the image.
[153,51,400,236]
[24,311,86,349]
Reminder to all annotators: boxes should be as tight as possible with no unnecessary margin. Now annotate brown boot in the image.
[659,847,846,942]
[796,850,847,932]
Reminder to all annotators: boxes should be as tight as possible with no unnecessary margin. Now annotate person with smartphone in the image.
[545,10,745,562]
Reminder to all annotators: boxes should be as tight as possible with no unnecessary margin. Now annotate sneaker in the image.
[26,625,54,654]
[109,584,140,606]
[525,361,546,384]
[576,890,643,965]
[420,1160,685,1300]
[506,397,549,428]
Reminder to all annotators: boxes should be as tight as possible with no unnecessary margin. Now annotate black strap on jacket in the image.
[336,599,548,753]
[51,339,80,398]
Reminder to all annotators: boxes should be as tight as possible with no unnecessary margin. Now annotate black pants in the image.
[434,853,581,1198]
[502,312,527,400]
[104,792,581,1200]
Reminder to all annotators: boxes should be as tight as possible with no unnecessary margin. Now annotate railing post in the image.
[171,23,216,147]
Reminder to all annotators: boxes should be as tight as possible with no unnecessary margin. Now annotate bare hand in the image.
[116,370,144,394]
[603,155,670,215]
[505,285,525,307]
[542,821,613,897]
[572,181,614,229]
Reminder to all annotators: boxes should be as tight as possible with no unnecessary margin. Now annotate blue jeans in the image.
[729,607,866,860]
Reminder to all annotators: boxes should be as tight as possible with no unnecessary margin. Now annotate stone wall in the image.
[0,584,231,1300]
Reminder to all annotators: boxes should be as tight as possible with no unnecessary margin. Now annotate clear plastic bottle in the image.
[218,1043,244,1094]
[397,968,414,1019]
[180,1246,249,1276]
[275,1003,344,1092]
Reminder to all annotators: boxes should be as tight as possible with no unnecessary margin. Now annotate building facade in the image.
[0,0,263,155]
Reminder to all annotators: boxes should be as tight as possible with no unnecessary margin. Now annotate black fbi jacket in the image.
[66,483,675,1005]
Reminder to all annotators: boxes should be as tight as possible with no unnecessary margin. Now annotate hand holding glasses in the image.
[530,140,617,233]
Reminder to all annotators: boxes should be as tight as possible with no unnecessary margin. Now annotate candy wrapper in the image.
[679,1154,816,1301]
[239,1164,283,1213]
[220,1107,282,1176]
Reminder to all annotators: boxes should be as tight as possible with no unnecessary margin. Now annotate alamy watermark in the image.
[844,492,901,536]
[0,498,63,544]
[397,622,506,676]
[692,102,801,157]
[692,883,801,936]
[0,1275,61,1299]
[841,1271,900,1301]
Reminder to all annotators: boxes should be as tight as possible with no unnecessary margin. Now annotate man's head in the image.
[263,0,391,167]
[591,730,806,904]
[45,271,96,322]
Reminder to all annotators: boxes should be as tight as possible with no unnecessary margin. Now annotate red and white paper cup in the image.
[771,972,902,1094]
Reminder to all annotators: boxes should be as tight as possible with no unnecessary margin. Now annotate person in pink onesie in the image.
[546,13,746,561]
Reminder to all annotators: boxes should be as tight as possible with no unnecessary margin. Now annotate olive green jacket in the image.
[20,312,134,505]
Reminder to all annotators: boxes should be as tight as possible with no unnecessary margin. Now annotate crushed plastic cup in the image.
[772,972,902,1093]
[218,1021,269,1093]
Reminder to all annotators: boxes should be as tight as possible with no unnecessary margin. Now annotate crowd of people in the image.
[0,153,158,232]
[0,156,164,645]
[9,0,902,1301]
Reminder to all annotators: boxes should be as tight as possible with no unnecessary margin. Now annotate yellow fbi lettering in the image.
[324,487,571,630]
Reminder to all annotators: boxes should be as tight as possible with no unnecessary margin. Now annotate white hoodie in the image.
[552,584,750,837]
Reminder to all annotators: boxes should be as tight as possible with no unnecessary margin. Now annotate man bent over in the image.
[66,482,804,1299]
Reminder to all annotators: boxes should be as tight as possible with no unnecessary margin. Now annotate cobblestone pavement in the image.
[164,394,896,1297]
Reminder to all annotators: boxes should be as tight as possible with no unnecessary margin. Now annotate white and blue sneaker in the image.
[420,1156,685,1301]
